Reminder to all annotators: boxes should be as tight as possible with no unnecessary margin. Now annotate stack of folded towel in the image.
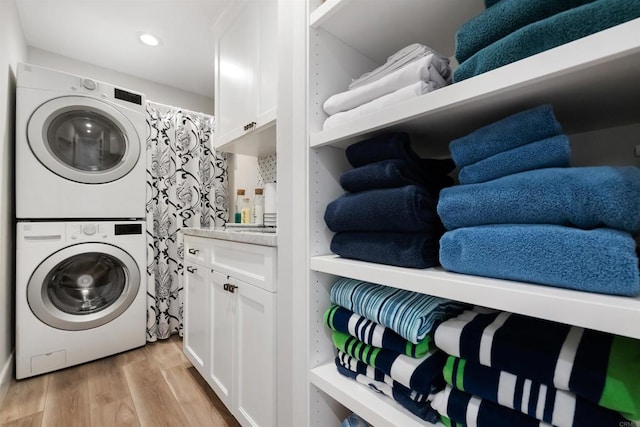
[437,105,640,296]
[326,277,469,423]
[429,308,640,427]
[325,132,454,268]
[322,43,452,130]
[453,0,640,82]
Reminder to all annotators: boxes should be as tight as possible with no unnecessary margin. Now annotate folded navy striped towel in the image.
[325,185,439,233]
[431,385,553,427]
[457,135,570,185]
[335,353,441,423]
[443,356,629,427]
[333,331,446,394]
[438,166,640,233]
[455,0,596,64]
[434,309,640,420]
[449,105,562,169]
[330,231,441,269]
[324,304,433,357]
[330,277,469,344]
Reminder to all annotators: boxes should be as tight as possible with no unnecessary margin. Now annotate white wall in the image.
[27,47,214,114]
[0,0,27,402]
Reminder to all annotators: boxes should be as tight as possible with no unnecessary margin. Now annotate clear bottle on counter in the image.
[234,189,245,223]
[252,188,264,225]
[240,195,252,224]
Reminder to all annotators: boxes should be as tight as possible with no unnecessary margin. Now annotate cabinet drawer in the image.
[209,239,276,292]
[184,236,209,266]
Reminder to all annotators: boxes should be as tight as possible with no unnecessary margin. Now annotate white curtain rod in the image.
[147,100,214,120]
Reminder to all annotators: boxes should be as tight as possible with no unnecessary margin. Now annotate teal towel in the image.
[458,135,570,185]
[456,0,596,64]
[438,166,640,233]
[439,225,640,296]
[454,0,640,82]
[449,105,562,169]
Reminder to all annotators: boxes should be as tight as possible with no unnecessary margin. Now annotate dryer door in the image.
[27,243,141,331]
[27,96,141,184]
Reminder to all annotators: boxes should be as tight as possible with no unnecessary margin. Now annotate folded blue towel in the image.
[449,105,562,168]
[443,356,630,427]
[341,413,372,427]
[335,357,441,424]
[346,132,421,168]
[330,231,441,269]
[431,385,550,427]
[330,277,469,344]
[339,159,422,192]
[457,135,570,185]
[439,224,640,296]
[438,166,640,233]
[454,0,640,82]
[455,0,596,64]
[325,185,439,233]
[434,309,640,419]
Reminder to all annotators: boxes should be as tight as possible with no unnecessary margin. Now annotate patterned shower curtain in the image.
[145,102,228,341]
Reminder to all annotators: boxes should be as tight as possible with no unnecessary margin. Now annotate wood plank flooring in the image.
[0,336,240,427]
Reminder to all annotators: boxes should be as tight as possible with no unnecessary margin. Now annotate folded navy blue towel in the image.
[331,231,441,269]
[456,0,596,64]
[454,0,640,82]
[438,166,640,233]
[346,132,421,168]
[458,135,570,185]
[325,185,439,233]
[439,224,640,296]
[449,105,562,168]
[340,159,453,195]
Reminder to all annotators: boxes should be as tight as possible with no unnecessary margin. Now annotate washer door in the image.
[27,243,141,331]
[27,96,141,184]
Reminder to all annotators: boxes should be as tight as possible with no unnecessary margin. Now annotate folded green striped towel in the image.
[324,304,433,357]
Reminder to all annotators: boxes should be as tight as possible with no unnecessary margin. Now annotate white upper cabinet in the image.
[214,0,278,156]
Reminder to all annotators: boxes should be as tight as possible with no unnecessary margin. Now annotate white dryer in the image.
[16,220,146,379]
[15,63,147,219]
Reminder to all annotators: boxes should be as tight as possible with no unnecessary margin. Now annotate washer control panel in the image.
[67,223,110,241]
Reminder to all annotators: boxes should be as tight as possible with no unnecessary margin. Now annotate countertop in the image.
[182,227,277,247]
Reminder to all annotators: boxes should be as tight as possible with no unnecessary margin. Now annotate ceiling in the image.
[15,0,232,99]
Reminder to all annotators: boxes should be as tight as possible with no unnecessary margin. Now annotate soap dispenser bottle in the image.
[252,188,264,225]
[234,189,245,223]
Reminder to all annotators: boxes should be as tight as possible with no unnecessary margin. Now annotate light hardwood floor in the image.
[0,336,241,427]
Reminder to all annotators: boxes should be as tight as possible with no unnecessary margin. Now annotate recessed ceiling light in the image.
[139,33,160,47]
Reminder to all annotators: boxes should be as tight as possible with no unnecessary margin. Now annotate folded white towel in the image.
[348,43,449,90]
[323,54,445,116]
[323,80,440,131]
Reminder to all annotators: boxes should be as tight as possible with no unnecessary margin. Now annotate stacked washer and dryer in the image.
[15,63,147,379]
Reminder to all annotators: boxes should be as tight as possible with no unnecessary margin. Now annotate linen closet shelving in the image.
[303,1,640,426]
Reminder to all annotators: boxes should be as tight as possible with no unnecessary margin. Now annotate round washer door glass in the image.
[27,96,141,184]
[27,243,140,331]
[46,110,127,172]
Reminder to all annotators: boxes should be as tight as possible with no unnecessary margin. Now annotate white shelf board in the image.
[310,255,640,340]
[310,363,443,427]
[310,0,484,62]
[215,119,277,156]
[310,18,640,150]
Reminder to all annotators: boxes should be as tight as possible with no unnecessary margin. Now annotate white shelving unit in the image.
[303,1,640,426]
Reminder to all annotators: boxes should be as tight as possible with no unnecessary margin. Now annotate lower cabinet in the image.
[184,235,277,427]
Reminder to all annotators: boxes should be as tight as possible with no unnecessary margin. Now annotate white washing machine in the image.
[15,63,147,220]
[16,220,146,379]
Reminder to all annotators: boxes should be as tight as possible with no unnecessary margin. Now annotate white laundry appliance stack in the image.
[14,63,148,379]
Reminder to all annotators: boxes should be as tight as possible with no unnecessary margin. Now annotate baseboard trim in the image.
[0,352,14,406]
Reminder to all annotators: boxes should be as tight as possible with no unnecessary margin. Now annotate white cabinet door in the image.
[209,270,235,409]
[232,276,276,427]
[257,0,278,126]
[183,261,209,375]
[216,2,258,145]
